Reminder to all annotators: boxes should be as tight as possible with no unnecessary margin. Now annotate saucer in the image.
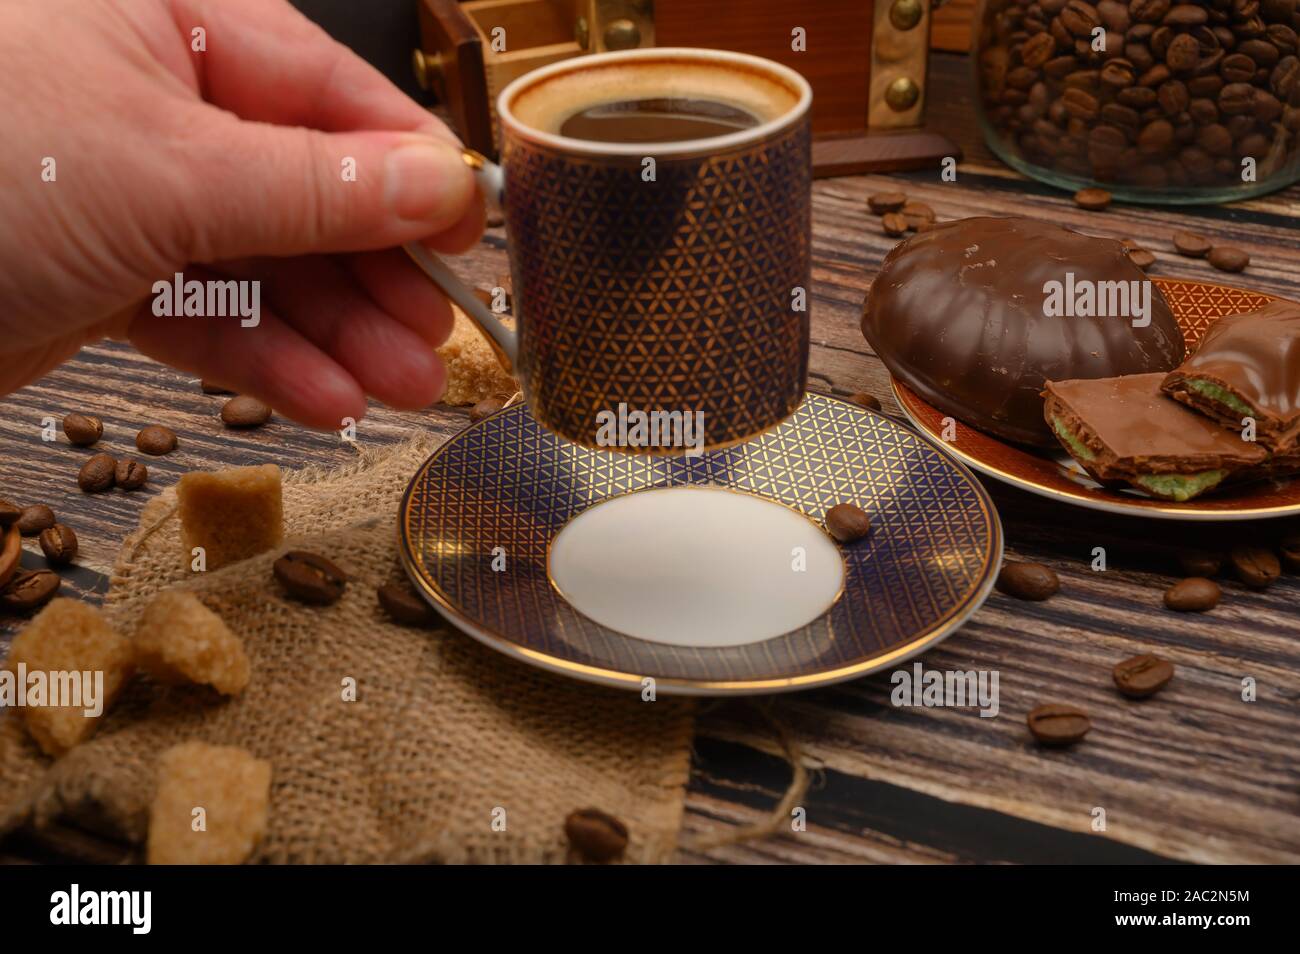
[892,278,1300,521]
[398,393,1002,695]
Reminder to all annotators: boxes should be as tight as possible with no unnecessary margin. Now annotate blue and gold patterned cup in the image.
[407,48,812,454]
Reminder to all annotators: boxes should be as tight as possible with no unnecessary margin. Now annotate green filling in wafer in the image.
[1133,470,1227,502]
[1186,378,1254,419]
[1051,415,1226,502]
[1051,415,1096,461]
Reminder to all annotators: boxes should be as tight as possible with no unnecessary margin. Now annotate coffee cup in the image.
[406,47,812,454]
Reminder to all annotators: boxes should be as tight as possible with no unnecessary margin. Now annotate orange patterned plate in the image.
[891,278,1300,521]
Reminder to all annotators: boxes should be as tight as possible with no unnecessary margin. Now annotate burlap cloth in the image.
[0,435,696,863]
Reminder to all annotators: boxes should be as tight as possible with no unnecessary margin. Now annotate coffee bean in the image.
[1101,58,1138,87]
[996,561,1059,600]
[867,192,907,214]
[1172,231,1213,256]
[564,808,629,863]
[901,202,935,230]
[825,503,872,544]
[61,413,103,447]
[377,583,437,627]
[1273,56,1300,97]
[1229,544,1280,588]
[1239,38,1280,67]
[38,524,78,566]
[1278,533,1300,572]
[1188,73,1224,96]
[1138,118,1175,153]
[1125,244,1157,269]
[1126,41,1157,72]
[1022,32,1058,68]
[0,569,60,613]
[1196,122,1235,154]
[78,453,117,493]
[1158,79,1190,113]
[1268,24,1298,54]
[1074,187,1113,209]
[1221,53,1258,84]
[1113,653,1175,697]
[136,425,177,456]
[0,524,19,588]
[15,505,55,536]
[848,392,882,411]
[882,212,908,237]
[273,550,348,605]
[115,458,148,491]
[1188,96,1219,123]
[220,396,272,429]
[1090,124,1130,165]
[1118,84,1159,108]
[1045,55,1080,80]
[200,380,236,395]
[1061,0,1102,36]
[1176,548,1221,576]
[1098,0,1130,31]
[1166,33,1201,71]
[1219,82,1256,114]
[1063,87,1102,120]
[1207,246,1250,272]
[1164,576,1221,611]
[1027,703,1091,745]
[0,499,21,529]
[1133,0,1171,21]
[1164,4,1208,25]
[469,395,507,422]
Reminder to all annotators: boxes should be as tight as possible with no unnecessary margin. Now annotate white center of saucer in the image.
[548,486,844,648]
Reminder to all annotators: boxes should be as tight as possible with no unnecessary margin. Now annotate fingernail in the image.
[384,141,474,226]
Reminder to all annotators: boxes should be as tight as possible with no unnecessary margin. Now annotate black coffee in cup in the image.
[558,97,762,143]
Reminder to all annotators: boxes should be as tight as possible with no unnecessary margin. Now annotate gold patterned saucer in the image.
[398,393,1003,696]
[892,278,1300,521]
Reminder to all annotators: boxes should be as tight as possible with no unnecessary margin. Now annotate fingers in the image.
[259,256,448,410]
[170,0,458,140]
[345,249,456,348]
[126,267,367,429]
[180,118,480,262]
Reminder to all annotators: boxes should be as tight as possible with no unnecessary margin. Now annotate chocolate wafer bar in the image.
[1044,373,1269,502]
[1162,300,1300,454]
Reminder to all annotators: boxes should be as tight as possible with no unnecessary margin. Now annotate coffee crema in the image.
[557,97,761,143]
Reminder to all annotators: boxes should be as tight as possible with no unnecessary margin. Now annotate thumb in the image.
[181,115,479,262]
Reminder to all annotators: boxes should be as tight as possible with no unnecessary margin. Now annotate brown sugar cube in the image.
[133,591,250,696]
[177,464,283,572]
[436,302,518,406]
[147,742,271,865]
[2,599,133,757]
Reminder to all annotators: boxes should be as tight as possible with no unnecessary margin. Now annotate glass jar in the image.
[973,0,1300,203]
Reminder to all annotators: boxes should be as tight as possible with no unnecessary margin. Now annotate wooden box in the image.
[414,0,958,176]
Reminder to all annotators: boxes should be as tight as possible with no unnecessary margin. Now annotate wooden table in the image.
[3,53,1298,865]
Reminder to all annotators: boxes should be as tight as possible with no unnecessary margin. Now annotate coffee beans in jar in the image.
[975,0,1300,199]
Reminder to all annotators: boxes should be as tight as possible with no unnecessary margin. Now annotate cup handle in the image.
[402,149,517,374]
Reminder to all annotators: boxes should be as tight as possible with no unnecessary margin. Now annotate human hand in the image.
[0,0,481,427]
